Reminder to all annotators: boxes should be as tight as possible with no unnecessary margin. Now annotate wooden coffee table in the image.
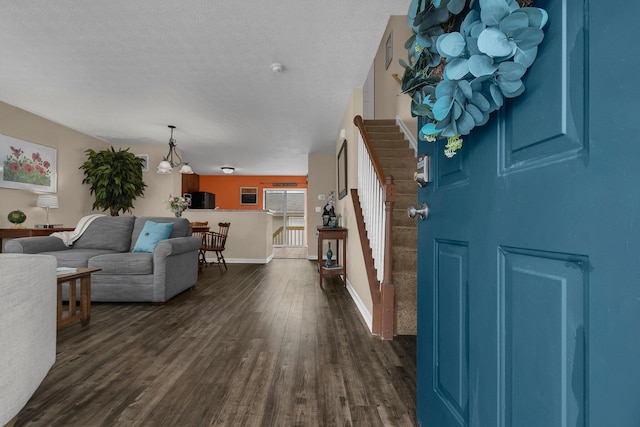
[56,268,101,328]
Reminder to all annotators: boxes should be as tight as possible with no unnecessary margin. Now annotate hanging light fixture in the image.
[157,125,194,174]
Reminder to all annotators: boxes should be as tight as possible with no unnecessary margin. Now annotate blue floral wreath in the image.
[401,0,548,157]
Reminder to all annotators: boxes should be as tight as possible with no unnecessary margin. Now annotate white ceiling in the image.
[0,1,409,176]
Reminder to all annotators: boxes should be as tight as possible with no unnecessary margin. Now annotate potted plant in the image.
[80,147,147,216]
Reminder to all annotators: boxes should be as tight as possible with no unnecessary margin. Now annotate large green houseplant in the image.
[80,147,147,216]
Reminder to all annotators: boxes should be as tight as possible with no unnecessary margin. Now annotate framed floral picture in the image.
[0,134,57,192]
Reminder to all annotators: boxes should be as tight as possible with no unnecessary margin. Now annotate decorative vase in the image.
[8,210,26,228]
[174,210,182,218]
[325,242,333,267]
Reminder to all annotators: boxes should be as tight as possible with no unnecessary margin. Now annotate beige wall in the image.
[111,143,183,217]
[307,153,336,259]
[0,101,107,228]
[0,100,185,229]
[182,210,273,263]
[335,88,374,322]
[374,15,417,140]
[329,15,415,330]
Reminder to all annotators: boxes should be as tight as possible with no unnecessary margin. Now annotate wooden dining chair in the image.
[189,222,210,266]
[200,222,230,272]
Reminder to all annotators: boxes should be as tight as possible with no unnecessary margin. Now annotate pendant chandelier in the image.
[157,125,194,174]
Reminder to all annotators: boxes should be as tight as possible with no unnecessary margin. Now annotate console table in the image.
[317,226,347,288]
[0,228,74,253]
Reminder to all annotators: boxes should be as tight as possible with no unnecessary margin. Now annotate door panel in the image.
[434,240,469,425]
[499,247,587,427]
[417,1,640,426]
[500,0,587,175]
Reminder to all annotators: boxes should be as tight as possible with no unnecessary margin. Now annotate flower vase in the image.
[174,210,182,218]
[325,242,333,267]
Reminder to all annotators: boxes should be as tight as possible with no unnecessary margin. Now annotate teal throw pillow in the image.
[132,221,174,253]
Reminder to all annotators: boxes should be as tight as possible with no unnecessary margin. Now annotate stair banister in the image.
[353,115,396,339]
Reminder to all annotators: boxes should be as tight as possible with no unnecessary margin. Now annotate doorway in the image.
[264,189,307,258]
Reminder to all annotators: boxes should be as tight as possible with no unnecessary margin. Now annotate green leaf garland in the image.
[401,0,548,157]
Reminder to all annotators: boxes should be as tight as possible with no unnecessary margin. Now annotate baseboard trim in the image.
[204,257,271,264]
[396,115,418,157]
[345,277,373,333]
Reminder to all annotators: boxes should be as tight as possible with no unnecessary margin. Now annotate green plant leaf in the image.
[421,122,440,136]
[453,100,463,120]
[514,46,538,67]
[520,7,549,29]
[498,61,526,80]
[458,79,473,99]
[497,76,524,96]
[511,27,544,50]
[456,110,476,135]
[447,0,466,14]
[469,54,498,77]
[436,80,457,98]
[433,95,454,120]
[79,147,146,216]
[441,123,457,137]
[438,32,467,58]
[461,9,481,35]
[477,28,516,57]
[489,83,504,108]
[413,103,433,116]
[479,0,511,26]
[466,103,485,124]
[416,33,433,48]
[445,57,470,80]
[499,11,530,34]
[471,91,491,112]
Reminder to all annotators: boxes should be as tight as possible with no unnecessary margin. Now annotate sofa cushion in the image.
[132,221,174,253]
[130,217,191,251]
[41,249,120,268]
[73,216,136,252]
[88,252,154,275]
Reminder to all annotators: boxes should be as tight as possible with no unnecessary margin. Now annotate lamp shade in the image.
[36,195,59,208]
[179,163,194,174]
[156,160,173,174]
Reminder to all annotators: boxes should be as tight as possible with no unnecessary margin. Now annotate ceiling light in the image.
[179,163,194,174]
[221,167,235,174]
[157,125,193,174]
[271,63,285,73]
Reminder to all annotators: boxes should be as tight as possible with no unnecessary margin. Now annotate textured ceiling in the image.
[0,1,409,175]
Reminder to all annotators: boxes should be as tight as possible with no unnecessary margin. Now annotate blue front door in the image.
[416,2,640,426]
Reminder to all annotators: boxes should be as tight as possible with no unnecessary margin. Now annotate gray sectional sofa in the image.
[5,216,202,303]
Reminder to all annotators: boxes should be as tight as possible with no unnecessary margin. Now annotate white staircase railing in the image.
[358,132,386,283]
[353,115,396,340]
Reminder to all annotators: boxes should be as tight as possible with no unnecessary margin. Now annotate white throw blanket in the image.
[50,214,106,247]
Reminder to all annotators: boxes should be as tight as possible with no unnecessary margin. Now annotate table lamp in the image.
[36,194,59,228]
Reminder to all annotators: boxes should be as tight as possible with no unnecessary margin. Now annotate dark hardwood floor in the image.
[16,259,417,426]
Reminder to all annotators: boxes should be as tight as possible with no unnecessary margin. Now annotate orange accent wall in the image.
[198,175,308,210]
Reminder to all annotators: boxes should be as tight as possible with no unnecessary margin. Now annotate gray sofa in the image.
[0,254,56,426]
[5,216,202,303]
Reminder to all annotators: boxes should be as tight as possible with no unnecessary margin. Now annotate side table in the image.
[56,268,101,328]
[317,226,347,287]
